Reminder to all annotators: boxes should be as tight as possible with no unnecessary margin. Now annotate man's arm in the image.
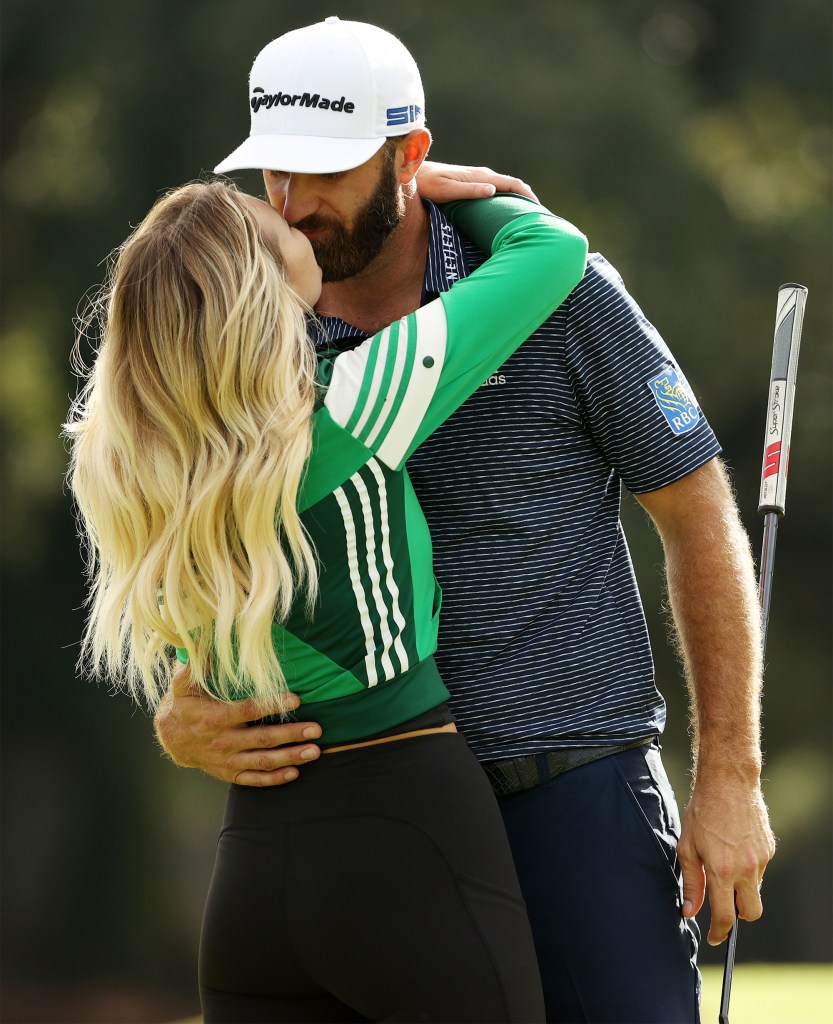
[636,457,776,945]
[154,664,321,786]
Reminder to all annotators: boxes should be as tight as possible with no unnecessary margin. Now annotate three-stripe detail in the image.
[333,458,409,687]
[325,302,448,469]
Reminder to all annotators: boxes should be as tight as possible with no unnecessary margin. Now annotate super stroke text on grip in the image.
[769,382,782,435]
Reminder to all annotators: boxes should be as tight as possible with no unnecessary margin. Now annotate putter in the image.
[718,282,808,1024]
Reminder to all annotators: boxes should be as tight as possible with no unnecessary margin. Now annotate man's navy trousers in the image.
[497,740,702,1023]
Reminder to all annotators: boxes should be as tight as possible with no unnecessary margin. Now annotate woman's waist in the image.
[322,719,457,754]
[285,656,450,745]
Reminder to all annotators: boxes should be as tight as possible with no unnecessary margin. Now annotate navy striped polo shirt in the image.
[316,201,722,761]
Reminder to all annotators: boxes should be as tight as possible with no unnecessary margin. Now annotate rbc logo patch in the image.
[647,368,700,435]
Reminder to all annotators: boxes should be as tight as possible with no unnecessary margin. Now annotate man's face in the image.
[262,144,404,283]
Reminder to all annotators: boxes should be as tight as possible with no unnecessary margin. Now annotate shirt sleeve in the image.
[323,196,588,470]
[566,254,722,493]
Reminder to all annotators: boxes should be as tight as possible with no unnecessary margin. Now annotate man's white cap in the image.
[214,17,425,175]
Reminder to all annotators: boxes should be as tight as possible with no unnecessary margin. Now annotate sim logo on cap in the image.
[386,104,423,127]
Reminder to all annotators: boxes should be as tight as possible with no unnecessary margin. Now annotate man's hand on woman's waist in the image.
[153,664,321,786]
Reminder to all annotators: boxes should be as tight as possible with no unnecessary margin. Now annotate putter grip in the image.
[758,283,807,515]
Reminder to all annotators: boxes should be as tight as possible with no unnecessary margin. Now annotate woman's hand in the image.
[416,161,539,203]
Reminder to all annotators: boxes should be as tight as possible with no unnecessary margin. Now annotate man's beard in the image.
[293,154,404,283]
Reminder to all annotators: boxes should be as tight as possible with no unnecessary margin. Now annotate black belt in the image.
[482,736,657,797]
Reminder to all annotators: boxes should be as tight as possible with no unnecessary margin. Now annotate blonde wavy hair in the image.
[64,180,319,710]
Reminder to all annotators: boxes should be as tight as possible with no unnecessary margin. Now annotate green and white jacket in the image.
[187,196,587,743]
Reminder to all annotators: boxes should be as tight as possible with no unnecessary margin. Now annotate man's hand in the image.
[636,458,776,944]
[416,161,539,202]
[678,776,776,945]
[153,664,321,786]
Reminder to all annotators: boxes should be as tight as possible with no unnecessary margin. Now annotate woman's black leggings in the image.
[199,732,544,1023]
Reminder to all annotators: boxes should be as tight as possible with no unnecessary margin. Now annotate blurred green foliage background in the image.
[1,1,830,1020]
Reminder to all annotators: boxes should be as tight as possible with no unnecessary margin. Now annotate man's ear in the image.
[395,129,432,185]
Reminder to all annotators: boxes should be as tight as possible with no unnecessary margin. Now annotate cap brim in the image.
[214,133,387,175]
